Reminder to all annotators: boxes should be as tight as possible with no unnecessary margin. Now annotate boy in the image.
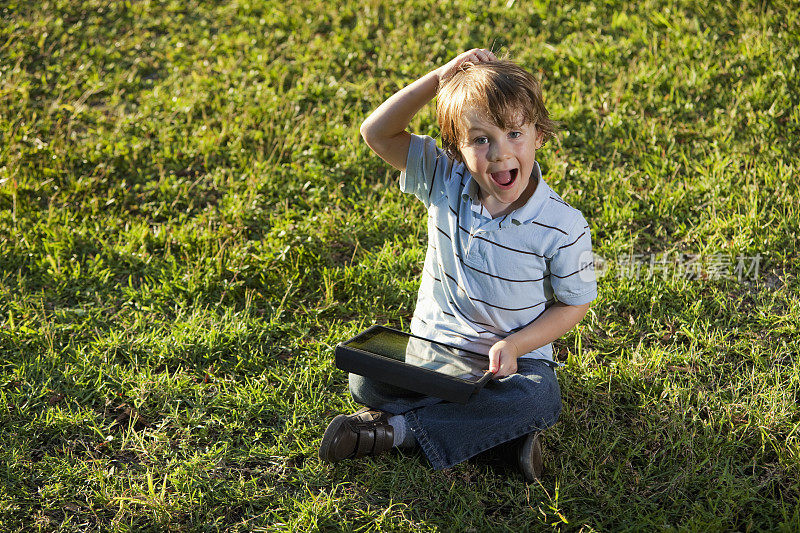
[319,49,596,480]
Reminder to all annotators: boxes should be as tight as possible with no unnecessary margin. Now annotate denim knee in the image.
[348,373,372,405]
[541,372,562,427]
[348,373,428,404]
[515,362,562,429]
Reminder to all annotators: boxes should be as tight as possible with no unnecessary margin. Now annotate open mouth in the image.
[490,168,518,188]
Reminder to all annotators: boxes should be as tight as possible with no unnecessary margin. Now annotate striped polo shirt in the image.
[400,134,597,362]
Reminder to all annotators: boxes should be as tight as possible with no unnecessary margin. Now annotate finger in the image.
[489,351,500,373]
[456,53,476,69]
[495,368,509,379]
[458,49,479,62]
[505,360,518,376]
[475,49,491,62]
[497,354,516,377]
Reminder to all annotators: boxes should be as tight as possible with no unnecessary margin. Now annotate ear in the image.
[534,129,545,150]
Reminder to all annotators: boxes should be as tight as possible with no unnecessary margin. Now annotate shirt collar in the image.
[511,161,550,224]
[460,161,550,223]
[461,175,482,204]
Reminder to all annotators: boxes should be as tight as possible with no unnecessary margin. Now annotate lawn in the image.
[1,0,799,530]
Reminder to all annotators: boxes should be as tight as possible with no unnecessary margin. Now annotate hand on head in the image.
[437,48,497,86]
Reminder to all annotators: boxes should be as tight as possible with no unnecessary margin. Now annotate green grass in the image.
[1,0,799,530]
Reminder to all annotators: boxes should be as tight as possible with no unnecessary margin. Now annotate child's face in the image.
[458,107,544,217]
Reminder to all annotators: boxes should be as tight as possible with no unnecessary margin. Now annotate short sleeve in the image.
[549,216,597,306]
[399,134,451,208]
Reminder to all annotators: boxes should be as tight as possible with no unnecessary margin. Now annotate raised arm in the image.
[360,48,497,171]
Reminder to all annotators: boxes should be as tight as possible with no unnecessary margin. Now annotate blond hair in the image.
[436,60,558,161]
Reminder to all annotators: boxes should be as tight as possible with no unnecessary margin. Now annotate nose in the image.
[488,138,511,162]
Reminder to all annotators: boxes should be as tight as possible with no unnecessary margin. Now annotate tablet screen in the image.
[345,328,489,381]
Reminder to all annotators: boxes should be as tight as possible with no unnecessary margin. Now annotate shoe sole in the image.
[318,414,349,462]
[518,433,543,481]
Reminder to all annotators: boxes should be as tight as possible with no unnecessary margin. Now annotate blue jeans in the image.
[348,358,562,470]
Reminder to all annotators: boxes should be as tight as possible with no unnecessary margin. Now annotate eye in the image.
[509,131,522,139]
[473,136,488,145]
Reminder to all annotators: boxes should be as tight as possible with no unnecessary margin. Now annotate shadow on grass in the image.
[261,352,800,531]
[545,364,798,530]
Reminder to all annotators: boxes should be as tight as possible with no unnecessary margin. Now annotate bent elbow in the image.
[359,119,374,145]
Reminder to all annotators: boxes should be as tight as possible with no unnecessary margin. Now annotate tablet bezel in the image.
[340,325,491,384]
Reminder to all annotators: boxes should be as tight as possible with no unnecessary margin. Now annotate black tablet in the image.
[334,325,494,404]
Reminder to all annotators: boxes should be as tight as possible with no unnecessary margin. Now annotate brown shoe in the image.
[318,408,395,463]
[517,431,544,481]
